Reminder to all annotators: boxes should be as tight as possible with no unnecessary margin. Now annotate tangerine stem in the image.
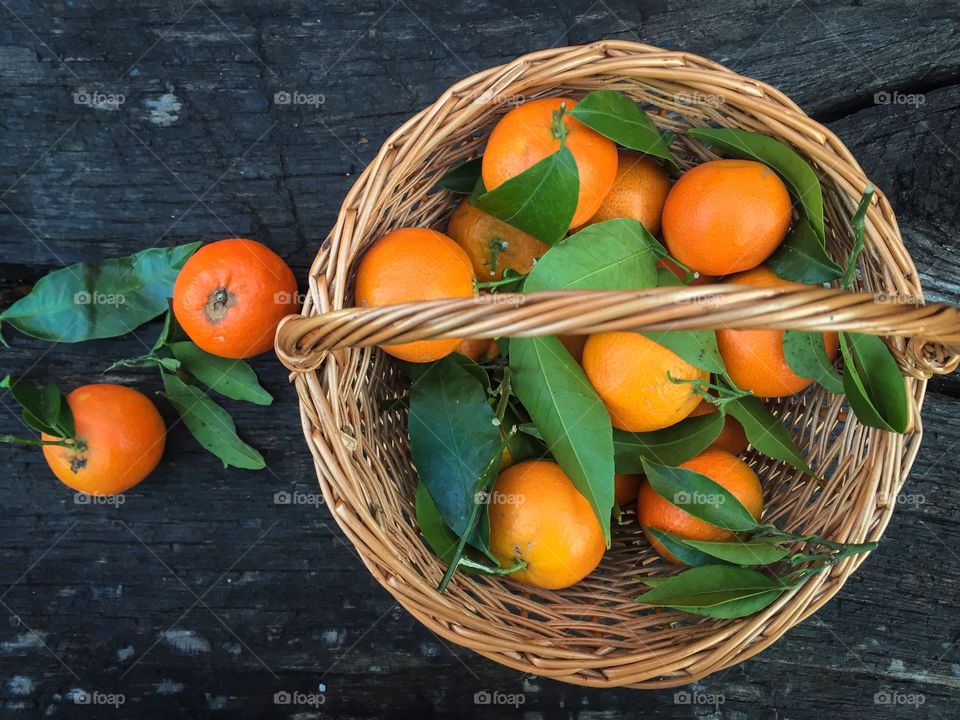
[0,435,81,450]
[551,103,568,144]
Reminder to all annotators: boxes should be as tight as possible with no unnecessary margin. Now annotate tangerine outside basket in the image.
[275,41,960,688]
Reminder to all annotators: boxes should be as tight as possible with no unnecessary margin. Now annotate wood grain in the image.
[0,0,957,717]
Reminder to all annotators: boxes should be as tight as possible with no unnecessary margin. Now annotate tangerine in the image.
[172,238,299,359]
[582,332,709,432]
[488,460,605,589]
[637,448,764,564]
[354,228,475,363]
[482,97,618,228]
[42,384,166,496]
[662,159,792,276]
[716,266,839,398]
[585,150,670,234]
[446,199,548,281]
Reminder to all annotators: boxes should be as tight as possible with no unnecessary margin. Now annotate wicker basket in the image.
[275,41,960,688]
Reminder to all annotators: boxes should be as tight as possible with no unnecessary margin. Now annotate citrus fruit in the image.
[585,150,670,234]
[716,266,839,398]
[482,97,618,228]
[488,460,605,589]
[557,334,587,363]
[582,332,709,432]
[446,199,548,281]
[662,159,792,276]
[454,337,499,362]
[354,227,475,363]
[41,384,166,496]
[688,399,749,456]
[614,473,642,506]
[637,448,764,564]
[172,238,298,359]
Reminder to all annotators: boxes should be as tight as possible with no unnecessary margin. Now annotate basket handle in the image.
[275,284,960,378]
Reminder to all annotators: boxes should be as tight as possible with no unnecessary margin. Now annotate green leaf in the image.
[767,218,843,284]
[641,458,759,531]
[783,330,843,394]
[436,157,482,193]
[502,406,544,464]
[613,413,723,472]
[842,187,874,289]
[635,564,790,618]
[415,481,461,564]
[523,218,659,292]
[725,395,815,476]
[642,330,725,374]
[840,333,908,433]
[689,128,825,242]
[407,357,502,554]
[160,373,265,470]
[1,243,201,343]
[569,90,679,172]
[644,527,718,567]
[1,375,74,438]
[475,146,579,245]
[669,534,790,566]
[167,342,273,406]
[510,335,614,542]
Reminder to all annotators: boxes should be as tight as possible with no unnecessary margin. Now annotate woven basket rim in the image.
[281,40,936,688]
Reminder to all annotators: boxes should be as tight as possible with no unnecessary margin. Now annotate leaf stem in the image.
[841,185,874,290]
[438,427,517,593]
[0,434,84,450]
[474,274,527,291]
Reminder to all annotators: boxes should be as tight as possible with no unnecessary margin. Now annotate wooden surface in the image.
[1,1,958,717]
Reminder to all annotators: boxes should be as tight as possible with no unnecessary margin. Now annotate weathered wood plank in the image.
[1,1,958,717]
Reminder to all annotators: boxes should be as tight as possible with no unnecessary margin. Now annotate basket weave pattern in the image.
[276,41,958,687]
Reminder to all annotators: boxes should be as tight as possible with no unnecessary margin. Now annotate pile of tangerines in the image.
[355,93,889,609]
[3,238,298,496]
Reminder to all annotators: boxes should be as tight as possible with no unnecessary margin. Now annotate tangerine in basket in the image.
[42,384,166,496]
[454,337,500,362]
[173,238,299,359]
[638,448,764,565]
[488,460,605,589]
[482,97,618,228]
[662,159,792,276]
[717,266,839,398]
[446,199,548,281]
[688,399,749,456]
[584,150,671,234]
[614,473,642,507]
[355,227,475,363]
[582,332,709,432]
